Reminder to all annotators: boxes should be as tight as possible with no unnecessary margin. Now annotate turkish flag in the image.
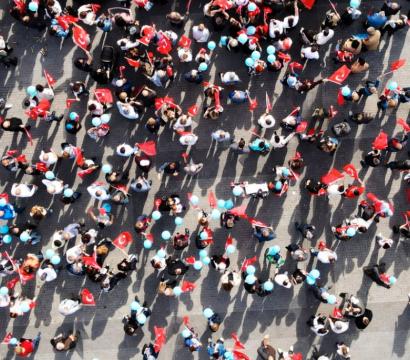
[35,162,48,172]
[187,105,198,116]
[343,164,358,179]
[231,333,245,350]
[66,98,79,109]
[321,168,344,185]
[247,218,268,228]
[327,65,351,85]
[82,255,101,269]
[372,131,388,150]
[397,118,410,132]
[157,34,172,55]
[154,327,166,353]
[185,256,196,265]
[91,4,101,13]
[181,281,196,292]
[212,0,233,10]
[178,35,192,49]
[208,191,217,208]
[332,307,343,319]
[155,96,176,110]
[137,141,157,156]
[233,350,250,360]
[2,333,13,344]
[138,35,151,46]
[229,204,248,218]
[78,167,98,179]
[183,316,190,325]
[74,147,84,167]
[249,97,258,111]
[241,256,257,271]
[0,193,9,202]
[289,61,304,72]
[13,0,25,13]
[113,232,133,249]
[214,90,221,110]
[81,288,96,305]
[300,0,316,10]
[337,90,345,106]
[328,105,338,119]
[125,57,141,68]
[56,16,70,31]
[390,59,406,71]
[72,25,90,51]
[44,70,56,87]
[94,88,113,104]
[16,154,27,163]
[277,51,291,62]
[295,121,308,133]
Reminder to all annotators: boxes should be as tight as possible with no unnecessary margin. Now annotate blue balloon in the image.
[92,117,102,127]
[101,114,111,124]
[173,286,183,296]
[45,171,55,180]
[389,275,397,285]
[181,329,191,338]
[203,308,214,318]
[174,217,183,226]
[20,232,30,242]
[232,186,243,197]
[69,112,78,121]
[219,36,227,46]
[217,199,225,208]
[2,234,12,244]
[161,231,171,241]
[211,209,221,220]
[346,227,356,237]
[226,244,236,254]
[102,203,111,213]
[350,0,360,8]
[245,274,256,284]
[246,265,256,275]
[287,76,297,87]
[388,81,398,91]
[28,2,38,11]
[247,26,256,35]
[282,168,290,177]
[45,249,55,259]
[157,249,166,258]
[130,301,141,311]
[200,232,208,240]
[0,198,6,206]
[0,286,9,295]
[143,240,153,249]
[51,255,61,265]
[9,338,18,346]
[0,225,9,234]
[306,276,316,285]
[27,85,37,96]
[309,269,320,279]
[63,188,74,197]
[341,86,351,97]
[190,195,199,205]
[238,33,248,44]
[152,211,161,221]
[263,281,274,291]
[275,181,282,191]
[267,54,276,64]
[327,294,337,304]
[21,303,30,313]
[202,256,211,265]
[248,2,257,11]
[224,199,234,210]
[245,57,255,68]
[137,313,147,325]
[224,351,234,360]
[199,249,208,258]
[251,51,261,61]
[267,45,276,55]
[207,41,216,51]
[267,245,280,256]
[193,260,203,270]
[101,164,112,174]
[198,62,208,72]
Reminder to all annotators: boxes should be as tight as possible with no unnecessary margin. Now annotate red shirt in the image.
[15,340,34,357]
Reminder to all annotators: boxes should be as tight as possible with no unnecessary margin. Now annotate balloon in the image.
[287,76,297,87]
[152,211,161,221]
[198,62,208,72]
[247,26,256,35]
[267,245,280,256]
[130,301,141,311]
[341,86,351,97]
[0,198,6,206]
[102,203,111,213]
[0,225,9,234]
[245,274,256,284]
[203,308,214,318]
[173,286,183,296]
[143,240,153,249]
[275,181,282,191]
[0,286,9,295]
[217,199,226,208]
[237,33,248,44]
[207,41,216,51]
[246,265,256,275]
[45,249,55,259]
[306,276,316,285]
[28,2,38,11]
[219,36,227,46]
[190,195,199,205]
[211,209,221,220]
[282,38,292,50]
[161,231,171,241]
[69,112,78,121]
[157,249,166,259]
[174,217,183,226]
[9,338,18,346]
[2,234,12,244]
[388,81,398,91]
[137,313,147,325]
[247,2,257,11]
[91,117,101,127]
[309,269,320,279]
[267,54,276,64]
[63,188,74,198]
[21,303,30,313]
[51,255,61,265]
[101,114,111,124]
[251,51,261,61]
[282,168,290,177]
[200,232,208,240]
[267,45,276,55]
[327,294,337,304]
[45,171,55,180]
[181,329,191,338]
[350,0,360,8]
[27,85,37,96]
[226,244,236,254]
[202,256,211,265]
[389,275,397,285]
[199,249,208,258]
[245,57,255,67]
[101,164,112,174]
[20,231,30,242]
[346,227,356,237]
[224,351,234,360]
[263,281,274,291]
[232,186,243,197]
[193,261,203,270]
[224,199,234,210]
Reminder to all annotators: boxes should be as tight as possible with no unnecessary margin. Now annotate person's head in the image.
[367,27,376,35]
[119,92,128,102]
[222,282,234,291]
[146,117,156,127]
[124,324,136,336]
[262,228,270,237]
[311,45,319,52]
[96,245,109,256]
[81,233,91,244]
[198,23,205,31]
[2,120,10,128]
[95,190,102,197]
[351,39,360,49]
[323,27,329,36]
[35,84,44,92]
[358,57,366,66]
[88,103,96,112]
[55,342,65,351]
[362,317,370,325]
[79,11,88,19]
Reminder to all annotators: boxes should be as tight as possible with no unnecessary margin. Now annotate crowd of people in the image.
[0,0,409,359]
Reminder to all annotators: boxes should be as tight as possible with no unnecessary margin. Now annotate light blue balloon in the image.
[267,245,280,256]
[130,301,141,311]
[63,188,74,197]
[275,181,282,191]
[101,114,111,124]
[0,225,9,234]
[248,2,257,11]
[237,33,248,45]
[232,186,243,197]
[2,234,12,244]
[388,81,398,91]
[245,57,255,68]
[263,281,274,291]
[92,117,102,127]
[143,239,153,249]
[193,261,203,270]
[211,209,221,220]
[190,195,199,205]
[45,249,55,259]
[0,198,6,206]
[174,217,183,226]
[69,112,78,121]
[341,86,351,97]
[45,171,55,180]
[346,227,356,237]
[245,274,256,284]
[101,164,112,174]
[267,54,276,64]
[21,303,30,313]
[173,286,183,296]
[9,337,18,346]
[198,62,208,72]
[181,329,191,338]
[389,275,397,285]
[28,2,38,11]
[327,294,337,304]
[199,249,208,258]
[219,36,227,47]
[207,41,216,51]
[306,276,316,285]
[224,351,234,360]
[224,199,234,210]
[309,269,320,279]
[246,265,256,275]
[20,232,30,242]
[350,0,360,8]
[0,286,9,295]
[226,244,236,254]
[217,199,225,209]
[157,249,166,258]
[137,313,147,325]
[200,232,208,240]
[251,51,261,61]
[202,256,211,265]
[287,76,297,87]
[51,255,61,265]
[267,45,276,55]
[203,308,214,318]
[152,211,161,221]
[247,26,256,35]
[161,231,171,241]
[102,203,111,213]
[27,85,37,96]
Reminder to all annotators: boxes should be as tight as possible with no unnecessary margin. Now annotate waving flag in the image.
[390,59,406,71]
[157,33,172,55]
[113,232,133,249]
[321,168,344,185]
[178,35,192,49]
[233,350,250,360]
[43,70,56,87]
[248,97,258,111]
[82,255,101,269]
[231,333,245,350]
[125,57,141,68]
[81,288,96,305]
[185,256,196,265]
[247,217,268,228]
[2,333,13,344]
[327,65,351,85]
[72,25,90,51]
[94,88,113,104]
[66,98,79,109]
[343,164,359,179]
[154,327,166,353]
[229,204,248,218]
[137,141,157,156]
[337,89,345,106]
[295,121,308,133]
[372,131,388,150]
[241,256,257,271]
[265,92,272,112]
[397,118,410,132]
[187,104,198,116]
[181,281,196,292]
[300,0,316,10]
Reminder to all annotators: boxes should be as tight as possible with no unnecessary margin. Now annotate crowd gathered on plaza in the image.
[0,0,410,358]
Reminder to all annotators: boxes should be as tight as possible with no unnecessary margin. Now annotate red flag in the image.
[35,162,47,172]
[6,277,19,289]
[241,256,257,271]
[214,90,221,110]
[289,61,304,72]
[81,288,96,305]
[229,204,248,218]
[157,34,172,55]
[56,15,70,31]
[390,59,406,71]
[72,25,90,51]
[372,131,388,150]
[212,0,233,10]
[82,255,101,269]
[327,65,351,85]
[94,88,113,104]
[154,327,166,353]
[91,4,101,13]
[185,256,196,265]
[43,70,56,87]
[137,141,157,156]
[332,307,343,319]
[183,316,190,325]
[292,354,303,360]
[178,35,192,48]
[125,57,141,68]
[16,154,27,163]
[231,333,245,350]
[247,217,268,228]
[78,167,98,179]
[321,168,344,185]
[73,147,84,167]
[66,98,79,109]
[397,118,410,132]
[300,0,316,10]
[113,232,133,249]
[337,89,345,106]
[13,0,25,13]
[265,92,272,112]
[187,105,198,116]
[249,97,258,111]
[233,350,250,360]
[277,51,291,62]
[343,164,358,179]
[208,191,217,208]
[295,121,308,133]
[181,281,196,292]
[2,333,13,344]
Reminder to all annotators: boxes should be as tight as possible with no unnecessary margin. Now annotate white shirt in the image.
[0,294,10,307]
[315,29,334,45]
[88,100,104,116]
[37,266,58,282]
[178,48,193,62]
[179,133,198,146]
[87,183,110,201]
[327,184,344,196]
[11,184,37,198]
[317,250,337,264]
[173,116,192,132]
[36,88,55,101]
[269,20,284,38]
[192,26,210,42]
[42,179,64,194]
[59,299,82,316]
[221,72,239,84]
[117,102,139,120]
[274,272,292,288]
[39,150,58,166]
[329,319,349,334]
[270,133,294,149]
[212,131,231,142]
[78,5,96,25]
[301,47,320,60]
[116,143,136,157]
[258,114,275,128]
[65,244,83,264]
[283,15,299,29]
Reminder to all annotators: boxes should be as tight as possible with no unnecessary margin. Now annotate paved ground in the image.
[0,0,410,359]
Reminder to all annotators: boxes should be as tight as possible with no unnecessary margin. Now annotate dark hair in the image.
[36,84,44,92]
[358,57,366,66]
[88,104,96,111]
